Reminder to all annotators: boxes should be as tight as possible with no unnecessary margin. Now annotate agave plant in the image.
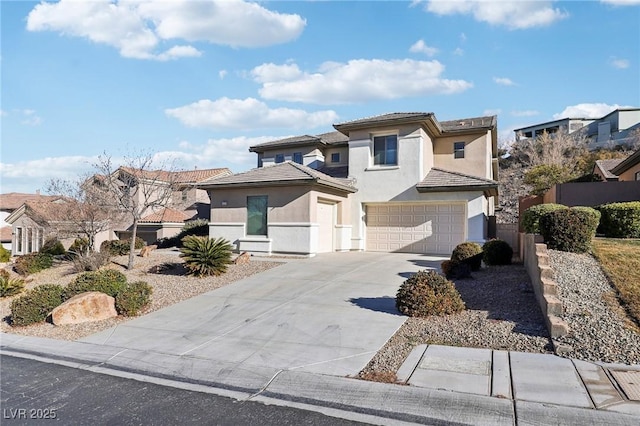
[0,271,26,298]
[179,236,232,277]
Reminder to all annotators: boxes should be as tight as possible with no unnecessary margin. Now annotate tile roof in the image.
[595,159,624,180]
[440,115,497,132]
[0,226,12,242]
[21,199,72,224]
[249,131,348,152]
[199,161,357,193]
[0,193,61,210]
[140,208,190,224]
[611,148,640,175]
[334,112,434,128]
[416,168,498,196]
[118,167,231,184]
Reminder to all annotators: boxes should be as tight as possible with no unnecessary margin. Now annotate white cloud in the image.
[26,0,305,60]
[453,47,464,56]
[409,39,439,56]
[424,1,568,29]
[219,70,228,79]
[0,155,96,180]
[511,110,539,117]
[493,77,516,86]
[165,97,338,130]
[251,63,304,83]
[19,109,43,126]
[254,59,473,104]
[552,103,634,119]
[601,0,640,5]
[609,57,630,69]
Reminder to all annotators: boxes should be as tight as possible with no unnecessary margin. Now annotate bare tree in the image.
[511,129,588,169]
[93,152,178,269]
[46,174,123,252]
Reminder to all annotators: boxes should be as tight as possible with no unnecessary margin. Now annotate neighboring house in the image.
[514,108,640,149]
[200,112,499,256]
[593,158,625,181]
[0,192,61,253]
[610,148,640,182]
[104,166,232,244]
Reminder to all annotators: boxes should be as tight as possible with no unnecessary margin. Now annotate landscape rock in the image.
[233,251,251,265]
[51,291,117,326]
[139,245,157,258]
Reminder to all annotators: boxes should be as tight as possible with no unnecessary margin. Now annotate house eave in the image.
[416,185,498,197]
[203,179,356,194]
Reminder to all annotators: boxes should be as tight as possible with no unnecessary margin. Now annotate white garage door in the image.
[316,201,336,253]
[366,203,466,255]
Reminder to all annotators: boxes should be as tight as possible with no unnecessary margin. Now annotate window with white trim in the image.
[293,152,303,164]
[373,135,398,165]
[331,152,340,163]
[275,154,285,164]
[247,196,268,236]
[454,141,465,159]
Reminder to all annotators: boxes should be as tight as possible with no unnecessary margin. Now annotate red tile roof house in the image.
[0,193,62,253]
[199,112,499,257]
[3,168,232,255]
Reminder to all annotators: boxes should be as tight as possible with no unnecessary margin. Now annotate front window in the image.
[16,227,23,253]
[275,154,285,164]
[635,171,640,181]
[373,135,398,165]
[454,141,465,159]
[247,196,268,236]
[293,152,303,164]
[331,152,340,163]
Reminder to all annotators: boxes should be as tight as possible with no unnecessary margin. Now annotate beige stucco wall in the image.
[433,132,492,179]
[618,162,640,181]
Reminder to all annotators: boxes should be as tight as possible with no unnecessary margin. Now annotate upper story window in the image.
[635,171,640,181]
[373,135,398,166]
[454,141,465,159]
[275,154,285,164]
[293,152,303,164]
[331,152,340,163]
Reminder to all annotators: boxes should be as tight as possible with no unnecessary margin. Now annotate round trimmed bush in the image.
[597,202,640,238]
[482,239,513,265]
[115,281,152,316]
[101,237,145,256]
[10,284,65,326]
[40,237,66,256]
[539,207,600,253]
[13,253,53,276]
[522,203,568,234]
[64,269,127,299]
[396,270,465,317]
[67,237,89,257]
[451,242,483,271]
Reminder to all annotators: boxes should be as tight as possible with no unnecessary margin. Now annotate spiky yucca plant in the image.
[179,236,232,277]
[0,270,25,297]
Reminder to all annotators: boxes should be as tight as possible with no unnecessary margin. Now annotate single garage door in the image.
[366,203,466,255]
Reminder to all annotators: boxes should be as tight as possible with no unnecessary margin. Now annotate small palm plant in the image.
[179,236,232,277]
[0,270,25,298]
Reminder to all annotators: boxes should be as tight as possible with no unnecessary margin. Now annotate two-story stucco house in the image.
[200,112,499,256]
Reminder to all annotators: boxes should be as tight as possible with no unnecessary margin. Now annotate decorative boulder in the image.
[51,291,117,325]
[233,252,251,265]
[139,245,157,257]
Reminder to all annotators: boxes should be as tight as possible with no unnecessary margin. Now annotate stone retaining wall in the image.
[522,233,570,339]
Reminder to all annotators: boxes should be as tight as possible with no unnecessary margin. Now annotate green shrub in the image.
[0,272,25,297]
[523,164,573,196]
[180,236,232,277]
[0,246,11,262]
[597,202,640,238]
[440,260,457,279]
[115,281,152,316]
[70,250,112,272]
[482,239,514,265]
[13,253,54,276]
[64,269,127,299]
[10,284,65,326]
[539,208,600,253]
[67,237,89,257]
[522,203,568,234]
[156,219,209,248]
[101,237,146,256]
[396,270,465,317]
[40,237,66,256]
[451,242,483,271]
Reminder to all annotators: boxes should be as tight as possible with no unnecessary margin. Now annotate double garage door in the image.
[366,203,466,255]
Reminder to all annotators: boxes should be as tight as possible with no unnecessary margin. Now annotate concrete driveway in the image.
[81,252,444,378]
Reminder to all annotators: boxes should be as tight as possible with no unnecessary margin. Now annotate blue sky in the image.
[1,0,639,193]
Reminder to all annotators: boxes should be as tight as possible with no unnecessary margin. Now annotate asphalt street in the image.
[0,356,366,426]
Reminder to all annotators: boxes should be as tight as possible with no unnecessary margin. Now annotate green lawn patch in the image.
[592,238,640,327]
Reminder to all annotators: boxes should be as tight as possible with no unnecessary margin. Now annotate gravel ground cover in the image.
[0,251,282,341]
[360,263,554,379]
[549,249,640,365]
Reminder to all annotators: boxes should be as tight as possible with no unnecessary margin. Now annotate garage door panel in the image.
[366,203,466,255]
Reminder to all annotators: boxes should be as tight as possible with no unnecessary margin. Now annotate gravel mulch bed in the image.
[548,249,640,365]
[360,263,553,378]
[1,251,282,341]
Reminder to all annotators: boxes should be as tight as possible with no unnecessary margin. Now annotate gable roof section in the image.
[440,115,497,132]
[199,161,357,193]
[334,112,440,135]
[611,148,640,175]
[594,159,624,180]
[0,193,61,211]
[249,131,348,153]
[5,199,71,226]
[139,208,190,224]
[118,167,231,185]
[416,168,498,196]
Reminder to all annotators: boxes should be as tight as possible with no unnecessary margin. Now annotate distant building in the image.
[514,108,640,149]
